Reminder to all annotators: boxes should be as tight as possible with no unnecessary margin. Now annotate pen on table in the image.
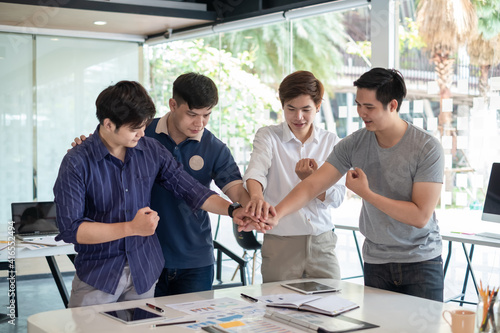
[146,303,164,313]
[240,293,259,303]
[451,231,476,235]
[201,325,231,333]
[150,320,197,328]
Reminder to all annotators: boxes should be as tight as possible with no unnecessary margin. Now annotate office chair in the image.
[231,223,262,284]
[213,215,248,288]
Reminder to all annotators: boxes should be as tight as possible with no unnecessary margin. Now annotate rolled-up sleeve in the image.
[243,127,273,191]
[53,155,92,244]
[317,174,346,209]
[316,135,347,209]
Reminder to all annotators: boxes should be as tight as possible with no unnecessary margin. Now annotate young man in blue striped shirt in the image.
[54,81,259,307]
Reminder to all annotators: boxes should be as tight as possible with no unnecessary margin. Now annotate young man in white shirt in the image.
[244,71,346,282]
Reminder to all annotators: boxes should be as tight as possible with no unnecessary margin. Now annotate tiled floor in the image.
[1,212,498,332]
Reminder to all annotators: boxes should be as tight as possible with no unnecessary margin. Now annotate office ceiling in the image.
[0,0,215,39]
[0,0,341,41]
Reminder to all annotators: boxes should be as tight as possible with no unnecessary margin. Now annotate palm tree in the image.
[474,0,500,40]
[416,0,476,135]
[468,0,500,97]
[205,12,347,89]
[467,34,500,96]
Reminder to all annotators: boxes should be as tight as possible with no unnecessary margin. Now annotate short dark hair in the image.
[172,72,218,110]
[279,71,324,107]
[95,81,156,130]
[353,68,407,112]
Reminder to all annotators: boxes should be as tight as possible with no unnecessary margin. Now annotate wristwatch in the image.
[228,202,243,218]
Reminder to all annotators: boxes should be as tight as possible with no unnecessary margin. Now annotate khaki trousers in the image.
[68,263,155,308]
[261,230,340,283]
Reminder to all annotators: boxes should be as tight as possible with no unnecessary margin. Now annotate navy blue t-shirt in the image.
[145,117,242,268]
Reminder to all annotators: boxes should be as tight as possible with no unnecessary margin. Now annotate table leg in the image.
[352,231,364,274]
[443,241,452,276]
[460,243,479,306]
[45,256,70,308]
[0,260,17,319]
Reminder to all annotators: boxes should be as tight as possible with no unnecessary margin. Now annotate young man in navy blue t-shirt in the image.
[146,73,253,296]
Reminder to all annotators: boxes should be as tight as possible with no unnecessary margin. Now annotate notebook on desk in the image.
[11,201,60,241]
[263,294,359,316]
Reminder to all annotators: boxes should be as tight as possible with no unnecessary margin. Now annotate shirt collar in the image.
[91,125,109,161]
[281,121,319,145]
[155,112,203,142]
[91,124,144,162]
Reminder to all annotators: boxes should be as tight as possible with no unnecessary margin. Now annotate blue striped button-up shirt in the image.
[53,126,216,295]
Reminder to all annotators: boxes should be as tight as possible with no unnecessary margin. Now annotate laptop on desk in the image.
[11,201,60,242]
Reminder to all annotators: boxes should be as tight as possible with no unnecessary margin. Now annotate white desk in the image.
[334,222,500,305]
[27,279,455,333]
[0,240,76,317]
[440,231,500,305]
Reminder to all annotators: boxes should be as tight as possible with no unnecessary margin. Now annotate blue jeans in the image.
[154,265,214,297]
[364,256,444,302]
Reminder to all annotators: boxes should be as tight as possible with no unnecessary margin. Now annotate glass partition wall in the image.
[0,33,139,226]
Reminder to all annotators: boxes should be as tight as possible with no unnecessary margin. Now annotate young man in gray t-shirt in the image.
[260,68,445,301]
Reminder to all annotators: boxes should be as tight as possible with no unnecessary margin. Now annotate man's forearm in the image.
[246,179,264,199]
[200,194,231,216]
[275,180,319,219]
[361,184,440,228]
[76,221,130,244]
[226,183,251,207]
[275,163,343,221]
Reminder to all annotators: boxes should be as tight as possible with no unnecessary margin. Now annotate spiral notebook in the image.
[264,294,359,316]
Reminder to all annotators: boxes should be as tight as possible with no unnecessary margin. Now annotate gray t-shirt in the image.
[327,121,444,264]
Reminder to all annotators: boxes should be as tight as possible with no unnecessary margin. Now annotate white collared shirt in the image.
[244,122,346,236]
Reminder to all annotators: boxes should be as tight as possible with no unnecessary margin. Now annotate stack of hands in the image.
[234,157,320,233]
[234,198,278,233]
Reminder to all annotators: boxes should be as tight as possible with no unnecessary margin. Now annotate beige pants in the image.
[68,263,155,308]
[261,230,340,283]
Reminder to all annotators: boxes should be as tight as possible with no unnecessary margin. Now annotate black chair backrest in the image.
[232,223,262,251]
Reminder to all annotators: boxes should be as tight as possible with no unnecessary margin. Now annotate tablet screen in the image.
[101,307,162,324]
[281,281,339,294]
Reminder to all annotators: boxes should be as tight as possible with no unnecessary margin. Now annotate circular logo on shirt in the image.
[189,155,204,171]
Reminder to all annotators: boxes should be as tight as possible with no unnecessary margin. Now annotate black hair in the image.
[172,72,218,110]
[353,68,407,112]
[95,80,156,130]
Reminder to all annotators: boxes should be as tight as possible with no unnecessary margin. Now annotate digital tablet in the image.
[100,307,163,325]
[281,281,340,294]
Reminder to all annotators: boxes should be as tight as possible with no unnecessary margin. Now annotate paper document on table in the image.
[23,238,66,246]
[164,297,306,332]
[20,243,52,250]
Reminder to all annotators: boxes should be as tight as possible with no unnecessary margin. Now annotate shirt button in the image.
[125,189,128,192]
[175,146,178,150]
